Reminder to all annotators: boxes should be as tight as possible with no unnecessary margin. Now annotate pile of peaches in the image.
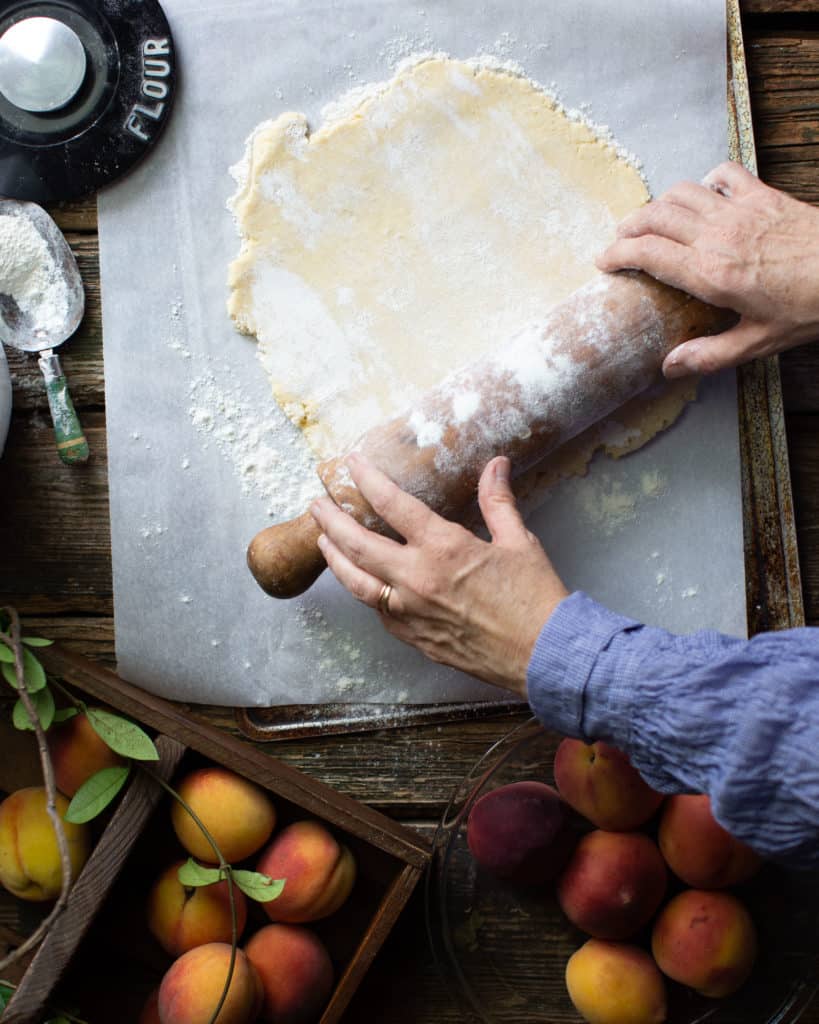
[467,738,763,1024]
[140,764,354,1024]
[0,710,355,1024]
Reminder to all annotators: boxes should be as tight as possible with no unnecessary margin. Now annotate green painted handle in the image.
[39,353,89,465]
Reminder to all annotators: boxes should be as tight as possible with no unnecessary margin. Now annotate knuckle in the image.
[692,344,722,375]
[349,577,371,602]
[345,538,366,565]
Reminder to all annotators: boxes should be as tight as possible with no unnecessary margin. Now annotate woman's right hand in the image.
[596,161,819,377]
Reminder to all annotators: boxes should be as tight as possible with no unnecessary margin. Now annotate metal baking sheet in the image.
[100,0,745,707]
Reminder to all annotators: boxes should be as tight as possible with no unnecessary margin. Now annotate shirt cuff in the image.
[526,591,638,738]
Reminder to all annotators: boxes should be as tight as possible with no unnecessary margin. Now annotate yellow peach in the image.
[157,942,262,1024]
[0,787,89,901]
[48,709,125,798]
[565,939,667,1024]
[148,859,248,956]
[171,768,276,864]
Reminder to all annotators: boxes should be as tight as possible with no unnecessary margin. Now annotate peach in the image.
[651,889,757,998]
[138,989,161,1024]
[466,781,575,884]
[658,794,762,888]
[0,787,89,901]
[48,709,126,798]
[157,942,262,1024]
[171,767,276,864]
[256,820,355,923]
[554,739,664,831]
[565,939,667,1024]
[245,923,334,1023]
[557,830,667,940]
[148,859,249,956]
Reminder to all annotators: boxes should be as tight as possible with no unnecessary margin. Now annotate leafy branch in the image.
[0,611,284,1024]
[0,609,71,976]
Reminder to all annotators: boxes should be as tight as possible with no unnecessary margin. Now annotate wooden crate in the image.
[2,644,430,1023]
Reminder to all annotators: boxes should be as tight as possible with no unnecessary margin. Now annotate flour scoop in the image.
[0,199,88,464]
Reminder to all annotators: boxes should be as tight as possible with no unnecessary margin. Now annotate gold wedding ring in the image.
[376,582,393,616]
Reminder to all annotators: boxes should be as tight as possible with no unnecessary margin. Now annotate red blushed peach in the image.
[658,794,762,888]
[138,989,161,1024]
[554,739,664,831]
[466,780,575,884]
[557,830,667,940]
[565,939,667,1024]
[245,923,334,1023]
[0,787,90,901]
[171,768,276,864]
[48,709,126,798]
[148,860,248,956]
[157,942,262,1024]
[651,889,757,998]
[256,820,355,923]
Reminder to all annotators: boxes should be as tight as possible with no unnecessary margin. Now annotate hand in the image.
[309,453,568,696]
[596,161,819,377]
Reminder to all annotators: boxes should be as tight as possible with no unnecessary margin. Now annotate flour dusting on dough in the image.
[227,55,651,458]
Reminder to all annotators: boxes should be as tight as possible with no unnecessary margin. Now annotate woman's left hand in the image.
[309,452,568,695]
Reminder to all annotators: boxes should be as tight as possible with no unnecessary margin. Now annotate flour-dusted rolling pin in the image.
[248,271,736,598]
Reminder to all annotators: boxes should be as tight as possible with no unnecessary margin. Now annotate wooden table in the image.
[1,2,817,1019]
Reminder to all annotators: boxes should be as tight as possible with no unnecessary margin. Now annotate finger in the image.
[701,161,760,200]
[615,200,702,246]
[663,319,770,377]
[310,496,405,583]
[595,235,705,297]
[477,457,530,548]
[658,180,726,216]
[345,451,437,544]
[316,533,397,610]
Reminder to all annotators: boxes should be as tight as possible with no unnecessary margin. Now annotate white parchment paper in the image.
[100,0,745,706]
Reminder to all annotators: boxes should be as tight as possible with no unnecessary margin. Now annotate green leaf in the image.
[0,979,14,1009]
[13,687,55,731]
[65,765,130,824]
[177,858,224,888]
[232,870,285,903]
[0,643,13,663]
[1,648,45,692]
[21,636,54,648]
[43,1017,72,1024]
[86,708,158,761]
[52,706,79,724]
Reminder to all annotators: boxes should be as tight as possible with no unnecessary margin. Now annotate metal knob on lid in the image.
[0,16,87,113]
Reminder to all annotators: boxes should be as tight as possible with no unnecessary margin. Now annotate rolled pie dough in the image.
[228,56,695,489]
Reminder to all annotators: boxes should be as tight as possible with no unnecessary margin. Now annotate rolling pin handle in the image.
[247,511,327,598]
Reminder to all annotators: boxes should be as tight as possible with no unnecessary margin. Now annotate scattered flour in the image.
[579,467,668,536]
[0,211,71,338]
[186,363,324,518]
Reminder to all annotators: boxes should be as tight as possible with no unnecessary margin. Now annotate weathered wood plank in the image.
[743,1,819,14]
[745,30,819,199]
[785,414,819,624]
[780,344,819,411]
[45,197,98,233]
[0,414,112,609]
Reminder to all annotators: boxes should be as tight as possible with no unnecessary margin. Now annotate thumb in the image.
[663,320,768,378]
[478,457,529,547]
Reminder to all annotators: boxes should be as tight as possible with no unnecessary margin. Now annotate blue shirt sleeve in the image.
[526,591,819,869]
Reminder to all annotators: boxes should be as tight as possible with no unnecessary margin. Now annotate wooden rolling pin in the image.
[248,271,735,598]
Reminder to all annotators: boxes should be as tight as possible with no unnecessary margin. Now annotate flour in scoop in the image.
[0,213,70,337]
